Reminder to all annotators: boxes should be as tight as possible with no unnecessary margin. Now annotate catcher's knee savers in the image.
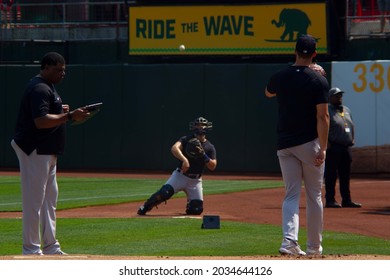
[137,185,175,215]
[186,199,203,215]
[143,184,174,212]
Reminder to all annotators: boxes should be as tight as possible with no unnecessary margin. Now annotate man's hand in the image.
[181,158,190,173]
[62,104,70,113]
[69,107,90,122]
[314,149,326,166]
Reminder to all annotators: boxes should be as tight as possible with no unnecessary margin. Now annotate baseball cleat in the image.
[137,205,147,215]
[44,250,68,255]
[56,250,68,255]
[279,238,306,256]
[306,245,323,256]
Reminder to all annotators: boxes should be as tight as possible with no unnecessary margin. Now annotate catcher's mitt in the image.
[185,138,205,159]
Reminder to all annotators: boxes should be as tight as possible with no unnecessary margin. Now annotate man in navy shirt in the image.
[265,35,330,256]
[11,52,89,255]
[137,117,217,216]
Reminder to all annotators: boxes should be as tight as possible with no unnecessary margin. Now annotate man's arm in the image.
[34,113,70,128]
[34,107,90,129]
[314,103,330,166]
[171,141,190,172]
[205,158,217,171]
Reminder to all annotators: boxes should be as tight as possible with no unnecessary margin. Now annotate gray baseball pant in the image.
[166,169,203,201]
[11,140,61,255]
[277,138,324,249]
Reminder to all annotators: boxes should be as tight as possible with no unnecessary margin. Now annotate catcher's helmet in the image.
[189,117,213,134]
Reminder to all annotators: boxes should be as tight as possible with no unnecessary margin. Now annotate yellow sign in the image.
[129,3,327,55]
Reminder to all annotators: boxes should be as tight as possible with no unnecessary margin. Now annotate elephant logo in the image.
[270,9,311,42]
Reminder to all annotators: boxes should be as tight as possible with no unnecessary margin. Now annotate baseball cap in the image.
[295,34,316,55]
[329,87,344,96]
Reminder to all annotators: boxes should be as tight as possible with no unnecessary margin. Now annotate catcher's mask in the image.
[189,117,213,135]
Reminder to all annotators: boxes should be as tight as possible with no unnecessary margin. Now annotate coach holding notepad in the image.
[11,52,90,255]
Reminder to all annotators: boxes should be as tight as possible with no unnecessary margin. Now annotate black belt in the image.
[176,168,202,179]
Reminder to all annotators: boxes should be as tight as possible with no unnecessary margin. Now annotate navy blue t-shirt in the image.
[178,134,216,174]
[14,76,66,155]
[267,65,329,150]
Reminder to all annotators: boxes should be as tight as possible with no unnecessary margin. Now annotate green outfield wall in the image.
[1,62,332,173]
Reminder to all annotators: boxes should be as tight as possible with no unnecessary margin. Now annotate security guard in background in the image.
[324,87,362,208]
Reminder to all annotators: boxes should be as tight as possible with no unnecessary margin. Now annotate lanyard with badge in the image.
[339,110,351,133]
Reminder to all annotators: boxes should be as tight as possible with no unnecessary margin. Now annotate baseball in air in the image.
[178,44,186,52]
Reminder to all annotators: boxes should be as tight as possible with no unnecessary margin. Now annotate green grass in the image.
[0,176,283,211]
[1,174,389,257]
[1,218,390,256]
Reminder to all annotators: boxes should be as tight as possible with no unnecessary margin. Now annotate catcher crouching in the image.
[137,117,217,215]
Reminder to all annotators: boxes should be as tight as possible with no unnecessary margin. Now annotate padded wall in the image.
[1,63,333,173]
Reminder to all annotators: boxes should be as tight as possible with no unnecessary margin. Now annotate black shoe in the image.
[325,201,342,208]
[137,205,148,215]
[342,201,362,208]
